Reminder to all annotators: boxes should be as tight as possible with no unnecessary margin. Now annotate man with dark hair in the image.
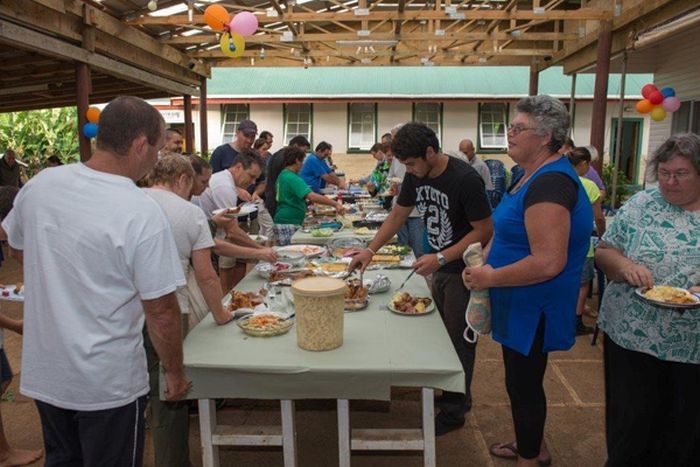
[300,141,346,193]
[264,135,311,217]
[210,120,257,173]
[192,149,267,291]
[163,128,184,155]
[0,150,22,188]
[349,122,493,436]
[0,95,188,464]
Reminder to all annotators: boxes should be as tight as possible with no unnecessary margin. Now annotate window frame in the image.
[412,102,443,144]
[283,103,313,145]
[220,104,250,143]
[477,102,508,152]
[347,103,377,153]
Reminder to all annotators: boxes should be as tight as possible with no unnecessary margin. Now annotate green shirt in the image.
[580,176,601,258]
[274,168,312,225]
[598,188,700,363]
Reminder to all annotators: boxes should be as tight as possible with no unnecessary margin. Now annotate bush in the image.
[601,163,635,209]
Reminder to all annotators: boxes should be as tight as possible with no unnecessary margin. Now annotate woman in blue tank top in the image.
[463,95,592,467]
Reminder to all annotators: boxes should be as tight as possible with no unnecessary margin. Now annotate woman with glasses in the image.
[463,95,592,467]
[595,133,700,467]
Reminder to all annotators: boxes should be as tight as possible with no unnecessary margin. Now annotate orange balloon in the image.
[86,107,101,123]
[204,4,229,31]
[650,106,667,122]
[635,99,653,114]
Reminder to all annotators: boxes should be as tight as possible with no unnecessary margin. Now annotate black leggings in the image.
[502,316,548,460]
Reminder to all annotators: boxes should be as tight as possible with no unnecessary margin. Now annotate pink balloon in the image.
[229,12,258,37]
[662,96,681,113]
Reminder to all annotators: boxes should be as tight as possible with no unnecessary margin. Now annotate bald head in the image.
[459,139,475,161]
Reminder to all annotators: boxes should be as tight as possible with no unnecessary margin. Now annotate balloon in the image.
[204,4,229,31]
[641,83,658,99]
[662,96,681,113]
[635,99,653,114]
[660,87,675,98]
[83,122,98,138]
[86,107,100,123]
[650,106,667,122]
[648,90,664,105]
[220,33,245,58]
[229,12,259,36]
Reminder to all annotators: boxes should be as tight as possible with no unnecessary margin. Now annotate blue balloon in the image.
[83,122,98,138]
[660,87,675,98]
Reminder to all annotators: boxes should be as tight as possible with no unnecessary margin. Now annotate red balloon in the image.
[648,90,664,105]
[641,83,658,99]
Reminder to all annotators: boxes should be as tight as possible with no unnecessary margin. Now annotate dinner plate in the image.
[212,203,258,218]
[634,287,700,309]
[0,284,23,302]
[277,244,326,258]
[344,297,370,311]
[388,298,435,316]
[236,312,294,337]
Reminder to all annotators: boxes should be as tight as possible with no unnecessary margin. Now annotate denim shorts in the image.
[580,257,595,284]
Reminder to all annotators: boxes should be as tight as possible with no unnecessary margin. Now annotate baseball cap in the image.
[237,120,258,136]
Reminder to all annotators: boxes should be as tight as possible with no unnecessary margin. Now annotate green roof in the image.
[208,66,652,99]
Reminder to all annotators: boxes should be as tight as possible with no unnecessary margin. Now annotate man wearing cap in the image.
[210,120,258,173]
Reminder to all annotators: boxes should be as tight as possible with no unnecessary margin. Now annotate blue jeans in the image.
[397,217,425,258]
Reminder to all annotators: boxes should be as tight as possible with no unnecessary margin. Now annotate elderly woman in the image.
[595,133,700,467]
[463,95,592,467]
[273,146,344,245]
[142,154,234,467]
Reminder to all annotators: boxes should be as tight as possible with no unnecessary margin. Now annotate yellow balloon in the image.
[220,33,245,58]
[650,106,667,122]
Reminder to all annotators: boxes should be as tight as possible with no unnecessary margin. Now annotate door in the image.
[609,118,643,183]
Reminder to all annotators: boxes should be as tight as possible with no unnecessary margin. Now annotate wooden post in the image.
[199,76,209,156]
[75,63,92,162]
[590,21,612,175]
[184,95,194,154]
[529,63,539,96]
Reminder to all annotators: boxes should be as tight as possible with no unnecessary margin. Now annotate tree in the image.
[0,107,80,178]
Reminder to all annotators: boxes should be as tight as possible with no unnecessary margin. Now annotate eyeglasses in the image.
[507,124,537,136]
[658,170,693,181]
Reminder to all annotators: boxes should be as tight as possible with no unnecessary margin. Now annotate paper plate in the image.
[212,203,258,218]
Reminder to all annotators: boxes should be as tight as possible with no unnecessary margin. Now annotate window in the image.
[284,103,312,144]
[221,104,249,142]
[478,103,507,150]
[413,103,442,142]
[348,103,377,151]
[671,101,700,134]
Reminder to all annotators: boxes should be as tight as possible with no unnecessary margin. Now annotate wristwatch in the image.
[436,252,447,266]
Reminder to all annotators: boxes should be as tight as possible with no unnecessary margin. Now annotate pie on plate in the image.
[388,292,434,315]
[237,313,293,337]
[635,286,700,309]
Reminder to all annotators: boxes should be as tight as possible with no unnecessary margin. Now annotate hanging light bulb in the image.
[147,0,158,12]
[187,2,194,22]
[228,34,236,52]
[259,48,266,59]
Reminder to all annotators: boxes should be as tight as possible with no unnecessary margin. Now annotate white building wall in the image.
[377,103,412,138]
[442,102,478,153]
[250,104,284,144]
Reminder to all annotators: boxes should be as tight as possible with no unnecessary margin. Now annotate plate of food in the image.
[388,292,434,315]
[224,289,267,312]
[255,262,293,279]
[237,312,294,337]
[344,279,370,311]
[212,203,258,218]
[277,244,326,258]
[634,286,700,309]
[0,283,24,302]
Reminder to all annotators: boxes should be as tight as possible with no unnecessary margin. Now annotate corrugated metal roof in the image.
[208,66,652,99]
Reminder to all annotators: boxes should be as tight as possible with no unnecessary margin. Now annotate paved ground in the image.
[0,153,607,466]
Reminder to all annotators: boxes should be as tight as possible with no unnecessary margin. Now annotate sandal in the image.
[489,441,552,466]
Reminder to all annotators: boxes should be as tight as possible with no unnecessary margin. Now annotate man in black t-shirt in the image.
[349,122,493,436]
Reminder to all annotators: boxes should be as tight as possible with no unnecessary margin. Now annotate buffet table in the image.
[183,268,464,467]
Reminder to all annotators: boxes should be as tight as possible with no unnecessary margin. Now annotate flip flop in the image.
[489,441,552,466]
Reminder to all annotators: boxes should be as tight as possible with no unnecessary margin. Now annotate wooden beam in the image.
[0,19,199,97]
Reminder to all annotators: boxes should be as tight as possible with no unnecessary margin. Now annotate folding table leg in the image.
[198,399,219,467]
[422,388,436,467]
[337,399,351,467]
[281,400,298,467]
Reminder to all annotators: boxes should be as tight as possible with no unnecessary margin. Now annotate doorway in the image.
[609,118,643,184]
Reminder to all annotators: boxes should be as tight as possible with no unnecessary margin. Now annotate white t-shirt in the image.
[191,169,237,220]
[388,157,420,218]
[2,163,184,411]
[144,188,214,314]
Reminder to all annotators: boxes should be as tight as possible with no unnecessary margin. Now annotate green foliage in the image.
[0,107,80,178]
[601,162,635,208]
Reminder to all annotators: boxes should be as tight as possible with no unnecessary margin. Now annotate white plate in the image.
[0,284,23,302]
[212,203,258,218]
[634,287,700,309]
[236,312,294,337]
[388,297,435,316]
[277,244,326,258]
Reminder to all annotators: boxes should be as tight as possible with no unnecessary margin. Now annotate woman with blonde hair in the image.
[142,154,233,467]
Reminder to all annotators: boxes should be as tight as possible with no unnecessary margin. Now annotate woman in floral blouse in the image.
[595,133,700,467]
